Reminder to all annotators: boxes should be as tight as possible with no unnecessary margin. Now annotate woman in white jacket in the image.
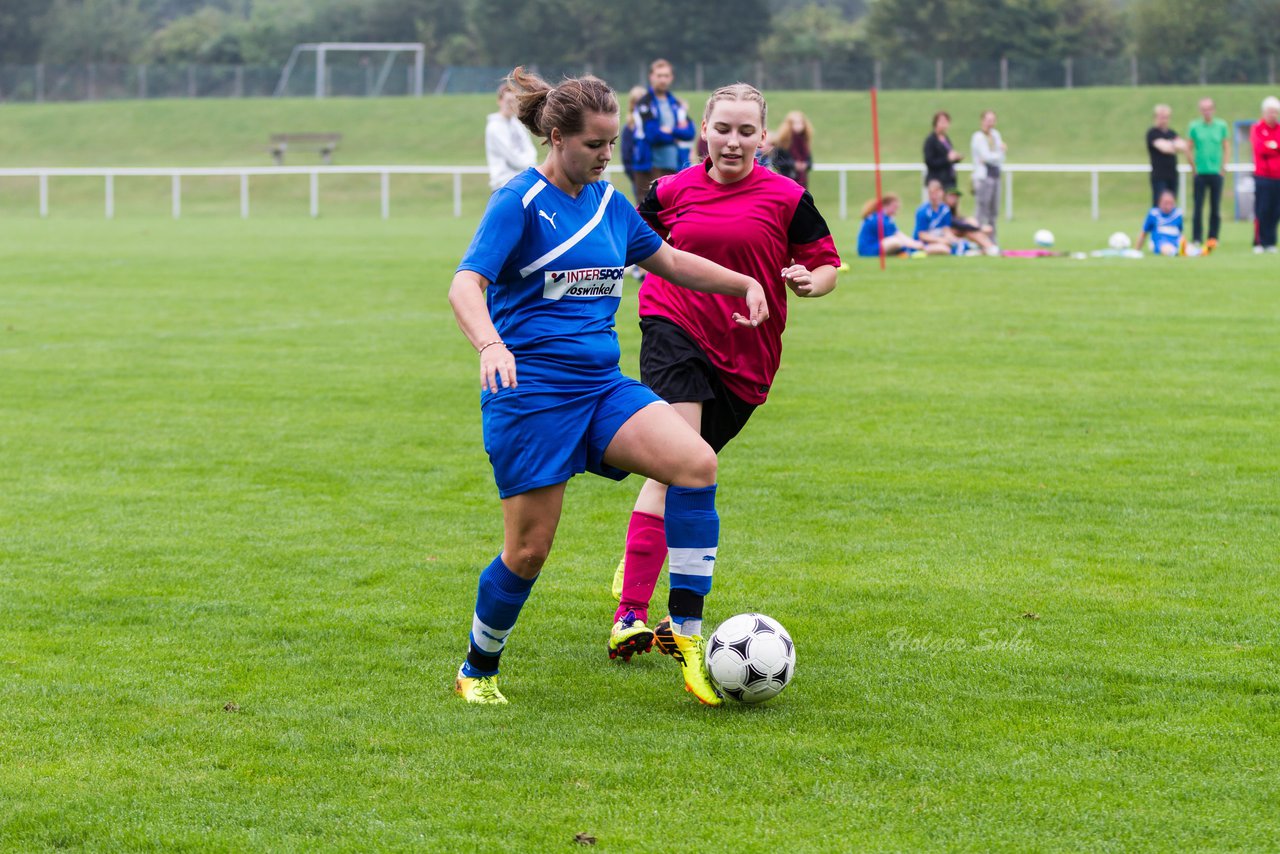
[970,109,1006,242]
[485,83,539,190]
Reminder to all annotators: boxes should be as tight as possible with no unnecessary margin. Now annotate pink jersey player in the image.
[607,83,842,663]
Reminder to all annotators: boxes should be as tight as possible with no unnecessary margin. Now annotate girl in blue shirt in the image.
[448,67,768,706]
[856,194,927,257]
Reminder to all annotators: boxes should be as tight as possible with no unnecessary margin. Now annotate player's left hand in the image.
[732,281,770,328]
[782,264,817,297]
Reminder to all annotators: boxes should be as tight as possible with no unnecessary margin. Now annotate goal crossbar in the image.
[274,43,426,98]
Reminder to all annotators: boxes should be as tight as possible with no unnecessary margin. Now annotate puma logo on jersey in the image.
[538,210,558,229]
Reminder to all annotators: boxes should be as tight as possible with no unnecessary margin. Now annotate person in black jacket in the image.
[923,110,962,188]
[1146,104,1184,206]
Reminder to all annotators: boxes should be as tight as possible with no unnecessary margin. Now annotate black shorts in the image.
[638,316,757,453]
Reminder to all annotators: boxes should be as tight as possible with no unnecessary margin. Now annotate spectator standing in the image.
[772,111,814,188]
[759,138,792,175]
[632,59,695,192]
[969,109,1006,243]
[923,111,961,189]
[1252,96,1280,254]
[1185,97,1229,251]
[1146,104,1183,206]
[485,82,539,190]
[620,86,648,202]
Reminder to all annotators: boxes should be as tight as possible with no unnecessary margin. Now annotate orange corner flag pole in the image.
[871,87,885,271]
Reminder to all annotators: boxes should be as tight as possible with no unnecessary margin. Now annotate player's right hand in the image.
[481,344,517,393]
[732,281,770,328]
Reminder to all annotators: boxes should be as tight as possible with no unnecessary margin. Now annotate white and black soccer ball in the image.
[1033,229,1055,248]
[1108,231,1132,250]
[705,613,795,704]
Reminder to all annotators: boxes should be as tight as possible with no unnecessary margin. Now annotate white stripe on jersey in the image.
[668,546,717,578]
[470,615,511,653]
[522,179,547,208]
[925,204,951,231]
[519,183,616,278]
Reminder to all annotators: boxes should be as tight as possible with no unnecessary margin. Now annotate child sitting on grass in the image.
[1136,189,1184,256]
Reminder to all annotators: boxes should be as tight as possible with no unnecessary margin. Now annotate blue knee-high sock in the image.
[462,555,537,677]
[665,484,718,637]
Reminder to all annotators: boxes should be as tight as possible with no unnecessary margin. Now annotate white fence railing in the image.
[0,163,1252,221]
[820,162,1253,222]
[0,165,488,220]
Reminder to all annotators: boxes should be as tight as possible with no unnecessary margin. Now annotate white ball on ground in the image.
[1034,229,1055,247]
[1108,231,1132,250]
[705,613,795,704]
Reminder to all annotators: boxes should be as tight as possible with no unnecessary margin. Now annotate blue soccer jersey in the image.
[1142,206,1183,253]
[857,212,899,257]
[913,201,952,239]
[457,168,664,392]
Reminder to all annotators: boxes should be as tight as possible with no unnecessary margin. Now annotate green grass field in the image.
[3,85,1279,848]
[2,211,1278,850]
[2,86,1275,167]
[2,84,1275,230]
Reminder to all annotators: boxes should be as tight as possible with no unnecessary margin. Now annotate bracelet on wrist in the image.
[477,339,505,356]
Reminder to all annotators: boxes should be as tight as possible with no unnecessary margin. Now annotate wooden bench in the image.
[269,133,342,165]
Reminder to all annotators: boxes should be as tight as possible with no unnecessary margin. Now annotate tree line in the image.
[0,0,1276,68]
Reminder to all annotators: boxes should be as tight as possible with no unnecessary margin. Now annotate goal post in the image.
[274,43,426,98]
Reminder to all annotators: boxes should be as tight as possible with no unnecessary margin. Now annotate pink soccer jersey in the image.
[636,161,840,405]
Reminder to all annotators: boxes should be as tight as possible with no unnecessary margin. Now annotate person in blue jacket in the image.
[620,85,647,202]
[631,59,694,193]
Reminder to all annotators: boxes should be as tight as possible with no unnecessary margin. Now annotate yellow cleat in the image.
[653,615,678,657]
[610,556,625,600]
[608,611,654,662]
[455,668,508,705]
[663,627,722,707]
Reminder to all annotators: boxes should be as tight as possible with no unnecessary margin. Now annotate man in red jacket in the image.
[1252,96,1280,254]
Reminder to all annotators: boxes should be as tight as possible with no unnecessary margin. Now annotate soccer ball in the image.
[1033,229,1055,247]
[1108,231,1132,250]
[705,613,795,704]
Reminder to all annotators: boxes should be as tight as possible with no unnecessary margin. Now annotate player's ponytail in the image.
[508,66,553,138]
[506,66,618,143]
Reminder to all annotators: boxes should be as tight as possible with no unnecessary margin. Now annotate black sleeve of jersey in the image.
[637,179,665,229]
[787,191,832,245]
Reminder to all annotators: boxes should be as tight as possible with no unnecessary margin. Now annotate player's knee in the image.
[509,538,553,576]
[683,444,718,487]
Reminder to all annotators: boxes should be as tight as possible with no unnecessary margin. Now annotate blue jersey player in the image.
[447,67,769,706]
[1136,189,1184,256]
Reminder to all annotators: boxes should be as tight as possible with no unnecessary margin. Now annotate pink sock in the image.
[614,511,667,624]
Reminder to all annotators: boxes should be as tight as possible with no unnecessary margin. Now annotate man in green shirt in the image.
[1186,97,1230,250]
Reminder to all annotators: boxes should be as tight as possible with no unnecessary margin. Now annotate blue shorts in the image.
[481,374,663,498]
